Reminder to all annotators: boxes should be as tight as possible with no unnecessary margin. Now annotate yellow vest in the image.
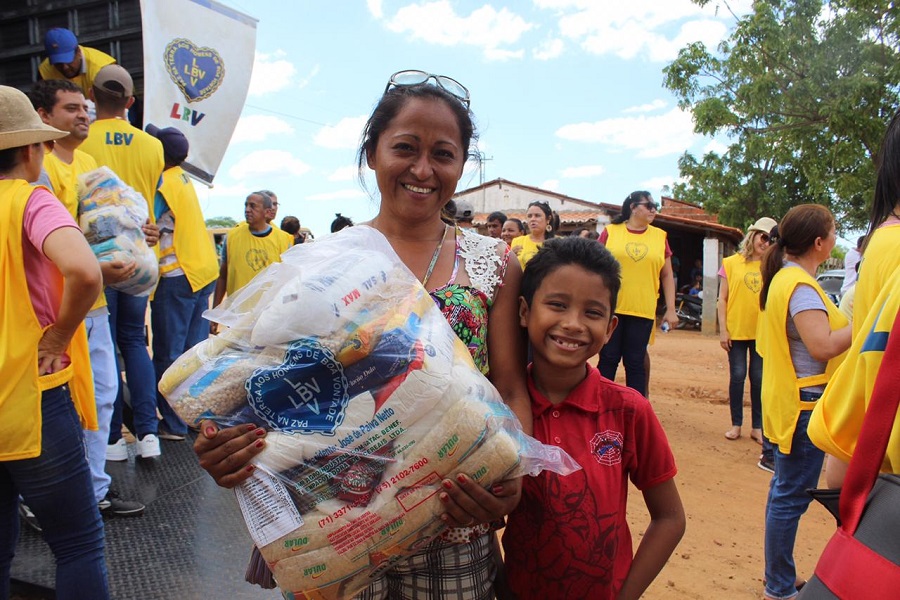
[0,180,96,460]
[80,118,164,221]
[225,223,292,296]
[722,254,763,340]
[757,266,848,454]
[604,223,666,319]
[853,223,900,339]
[809,263,900,472]
[157,166,219,292]
[38,46,116,94]
[510,235,542,269]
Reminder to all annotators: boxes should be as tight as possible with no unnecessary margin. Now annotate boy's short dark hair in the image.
[487,211,507,224]
[521,236,621,314]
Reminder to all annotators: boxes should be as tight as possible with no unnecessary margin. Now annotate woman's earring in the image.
[546,225,552,233]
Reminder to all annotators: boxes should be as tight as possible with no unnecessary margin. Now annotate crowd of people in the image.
[3,26,900,600]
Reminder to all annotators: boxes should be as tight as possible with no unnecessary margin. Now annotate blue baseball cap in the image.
[45,28,78,64]
[146,124,190,164]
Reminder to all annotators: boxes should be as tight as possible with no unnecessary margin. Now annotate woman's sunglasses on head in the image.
[385,70,470,107]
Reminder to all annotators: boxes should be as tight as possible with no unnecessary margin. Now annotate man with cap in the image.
[39,27,116,99]
[454,198,475,229]
[81,64,166,461]
[29,78,145,519]
[146,124,220,440]
[0,85,109,597]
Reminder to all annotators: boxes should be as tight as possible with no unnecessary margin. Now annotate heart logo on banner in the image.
[744,271,762,293]
[164,38,225,103]
[625,242,649,262]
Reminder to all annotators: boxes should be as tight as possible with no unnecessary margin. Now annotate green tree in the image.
[205,216,237,228]
[663,0,900,232]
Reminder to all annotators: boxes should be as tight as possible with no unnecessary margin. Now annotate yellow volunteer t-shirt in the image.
[225,223,292,296]
[0,180,96,460]
[603,223,667,320]
[853,222,900,338]
[80,118,164,220]
[510,236,542,269]
[38,45,116,94]
[722,254,763,340]
[757,266,848,454]
[809,263,900,472]
[157,166,219,292]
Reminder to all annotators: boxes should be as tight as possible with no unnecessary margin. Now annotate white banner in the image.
[140,0,257,184]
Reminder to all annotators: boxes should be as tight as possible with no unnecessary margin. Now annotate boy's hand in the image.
[438,475,522,527]
[194,421,267,488]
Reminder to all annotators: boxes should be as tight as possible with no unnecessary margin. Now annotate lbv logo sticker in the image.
[164,38,225,103]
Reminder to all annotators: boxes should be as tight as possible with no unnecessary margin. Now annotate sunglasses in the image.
[635,201,659,212]
[759,233,771,244]
[385,70,470,107]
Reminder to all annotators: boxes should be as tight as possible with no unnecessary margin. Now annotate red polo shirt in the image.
[503,365,677,599]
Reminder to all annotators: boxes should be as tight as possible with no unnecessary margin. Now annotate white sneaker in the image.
[107,438,128,462]
[136,434,161,459]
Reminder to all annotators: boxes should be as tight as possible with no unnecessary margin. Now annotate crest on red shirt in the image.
[591,430,623,466]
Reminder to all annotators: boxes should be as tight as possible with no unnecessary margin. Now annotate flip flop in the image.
[751,429,764,445]
[724,426,741,441]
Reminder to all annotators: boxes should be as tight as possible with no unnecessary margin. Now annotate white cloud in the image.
[533,38,565,60]
[541,179,560,191]
[306,189,368,201]
[367,0,383,19]
[555,107,696,158]
[703,139,729,155]
[639,176,678,191]
[230,115,295,144]
[314,115,368,150]
[382,1,534,60]
[561,165,605,178]
[328,165,358,182]
[229,150,311,179]
[542,0,750,62]
[248,51,297,96]
[623,99,667,113]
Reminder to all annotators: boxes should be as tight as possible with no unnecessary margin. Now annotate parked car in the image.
[816,269,845,305]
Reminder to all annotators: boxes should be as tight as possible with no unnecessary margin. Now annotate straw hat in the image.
[0,85,68,152]
[748,217,777,235]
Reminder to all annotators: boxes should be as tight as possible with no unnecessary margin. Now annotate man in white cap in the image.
[0,84,109,597]
[81,64,166,460]
[29,78,145,519]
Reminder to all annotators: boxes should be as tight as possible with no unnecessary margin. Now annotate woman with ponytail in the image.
[757,204,851,600]
[510,200,559,268]
[598,191,677,396]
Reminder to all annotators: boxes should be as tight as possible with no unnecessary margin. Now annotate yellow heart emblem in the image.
[744,271,762,293]
[245,248,270,272]
[625,242,648,262]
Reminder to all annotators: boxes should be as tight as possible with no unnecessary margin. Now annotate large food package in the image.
[77,166,158,296]
[159,226,580,599]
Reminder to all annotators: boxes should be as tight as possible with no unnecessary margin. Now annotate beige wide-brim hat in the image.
[0,85,68,151]
[748,217,778,235]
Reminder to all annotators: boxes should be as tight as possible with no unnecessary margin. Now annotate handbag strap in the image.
[840,308,900,533]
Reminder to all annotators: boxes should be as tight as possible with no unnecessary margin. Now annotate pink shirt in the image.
[22,186,82,328]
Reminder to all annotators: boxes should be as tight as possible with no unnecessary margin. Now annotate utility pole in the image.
[471,151,492,185]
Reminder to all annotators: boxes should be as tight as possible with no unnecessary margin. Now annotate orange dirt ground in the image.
[606,329,835,598]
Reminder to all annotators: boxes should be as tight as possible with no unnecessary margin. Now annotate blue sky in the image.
[199,0,756,236]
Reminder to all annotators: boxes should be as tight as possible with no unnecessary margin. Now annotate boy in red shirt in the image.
[503,236,685,599]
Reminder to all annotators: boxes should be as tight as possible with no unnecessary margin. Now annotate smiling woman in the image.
[194,70,533,599]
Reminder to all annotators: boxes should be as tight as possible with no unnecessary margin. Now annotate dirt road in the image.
[623,329,834,598]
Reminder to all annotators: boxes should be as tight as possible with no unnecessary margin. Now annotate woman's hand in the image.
[193,421,267,488]
[439,475,522,527]
[720,331,732,351]
[662,307,679,331]
[512,245,522,256]
[37,324,74,375]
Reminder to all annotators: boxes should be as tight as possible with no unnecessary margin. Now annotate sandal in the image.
[724,426,741,441]
[751,429,764,445]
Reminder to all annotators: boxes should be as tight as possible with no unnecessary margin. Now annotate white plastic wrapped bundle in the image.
[159,226,581,599]
[77,166,158,296]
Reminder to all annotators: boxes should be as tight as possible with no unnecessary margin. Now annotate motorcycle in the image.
[675,292,702,330]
